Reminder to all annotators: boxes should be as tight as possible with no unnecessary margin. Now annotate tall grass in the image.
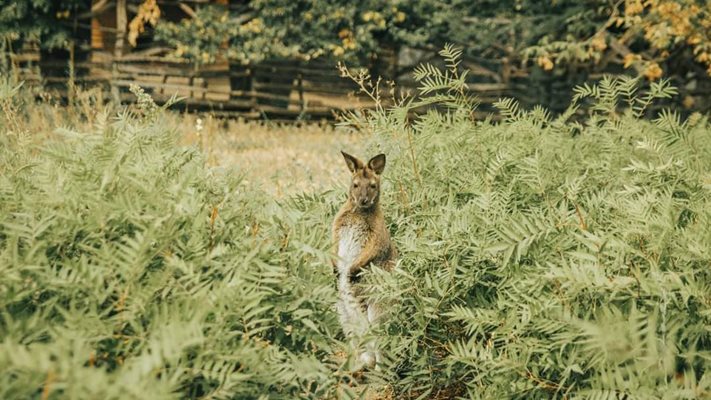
[1,49,710,399]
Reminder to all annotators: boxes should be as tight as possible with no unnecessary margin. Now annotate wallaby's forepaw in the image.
[359,351,377,370]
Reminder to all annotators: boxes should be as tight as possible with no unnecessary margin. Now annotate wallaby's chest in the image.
[337,224,368,273]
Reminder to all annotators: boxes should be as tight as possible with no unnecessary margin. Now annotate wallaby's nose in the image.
[359,198,368,206]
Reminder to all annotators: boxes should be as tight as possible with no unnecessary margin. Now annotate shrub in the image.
[345,47,710,399]
[0,86,344,399]
[1,49,710,399]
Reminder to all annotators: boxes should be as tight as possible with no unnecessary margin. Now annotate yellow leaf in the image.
[338,29,351,39]
[644,62,663,80]
[591,34,607,52]
[537,56,554,71]
[623,53,638,68]
[128,0,161,48]
[625,0,644,16]
[342,37,356,50]
[687,34,702,45]
[682,96,695,109]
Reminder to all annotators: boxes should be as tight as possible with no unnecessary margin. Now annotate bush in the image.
[1,50,710,399]
[0,86,344,398]
[345,47,711,399]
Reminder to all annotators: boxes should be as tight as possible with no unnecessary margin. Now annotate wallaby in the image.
[332,151,397,369]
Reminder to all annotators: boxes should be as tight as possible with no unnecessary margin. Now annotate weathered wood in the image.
[178,3,197,18]
[110,78,304,105]
[297,73,305,112]
[44,76,111,84]
[466,82,524,92]
[112,0,127,102]
[10,53,39,63]
[17,29,711,120]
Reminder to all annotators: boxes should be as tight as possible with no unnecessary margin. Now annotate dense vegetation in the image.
[152,0,711,78]
[2,0,709,78]
[0,0,87,49]
[1,50,710,399]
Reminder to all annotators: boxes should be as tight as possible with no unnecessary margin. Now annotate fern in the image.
[493,97,522,122]
[2,50,711,399]
[410,44,478,113]
[342,50,710,399]
[439,43,463,75]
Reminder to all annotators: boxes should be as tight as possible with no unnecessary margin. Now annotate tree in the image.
[152,0,710,84]
[523,0,711,80]
[0,0,89,50]
[154,0,423,66]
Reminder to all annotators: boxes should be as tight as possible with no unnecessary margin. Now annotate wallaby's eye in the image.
[353,182,358,188]
[370,183,376,189]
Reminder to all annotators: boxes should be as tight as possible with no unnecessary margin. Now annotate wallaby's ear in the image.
[368,153,386,175]
[341,151,364,173]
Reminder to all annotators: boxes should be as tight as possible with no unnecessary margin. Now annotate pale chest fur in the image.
[336,224,367,275]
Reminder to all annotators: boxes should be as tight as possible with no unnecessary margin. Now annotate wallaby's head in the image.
[340,151,386,210]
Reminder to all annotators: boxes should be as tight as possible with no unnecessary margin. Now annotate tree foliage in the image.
[523,0,711,79]
[155,0,430,65]
[150,0,711,81]
[0,0,87,49]
[1,49,710,399]
[154,0,604,65]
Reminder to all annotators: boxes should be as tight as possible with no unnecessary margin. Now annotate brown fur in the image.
[331,151,397,368]
[332,152,398,278]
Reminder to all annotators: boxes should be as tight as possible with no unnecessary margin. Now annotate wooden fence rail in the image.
[16,53,526,117]
[6,45,710,121]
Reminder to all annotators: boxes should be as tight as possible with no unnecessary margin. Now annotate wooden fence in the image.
[10,54,372,119]
[5,44,710,121]
[5,52,508,120]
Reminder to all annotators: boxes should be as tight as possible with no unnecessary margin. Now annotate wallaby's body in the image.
[332,152,397,368]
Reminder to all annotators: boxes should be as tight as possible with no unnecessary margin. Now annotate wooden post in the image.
[68,4,77,103]
[91,15,103,52]
[248,68,256,109]
[501,57,510,84]
[189,74,195,100]
[297,72,304,112]
[68,42,76,103]
[112,0,127,103]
